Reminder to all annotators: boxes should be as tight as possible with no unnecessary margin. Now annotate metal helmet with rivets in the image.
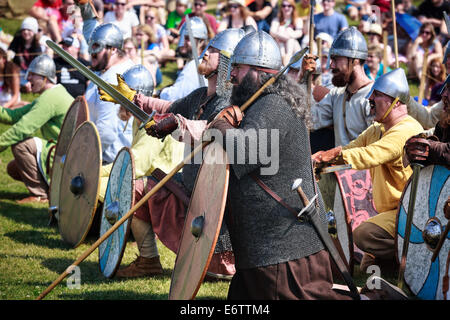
[231,30,282,71]
[200,28,247,58]
[178,16,209,47]
[122,64,154,97]
[88,23,124,55]
[329,26,368,60]
[366,68,410,104]
[26,54,57,83]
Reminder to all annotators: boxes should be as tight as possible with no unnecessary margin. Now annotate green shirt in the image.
[0,84,74,181]
[165,9,191,29]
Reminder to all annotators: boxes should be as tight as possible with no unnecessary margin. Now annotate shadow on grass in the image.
[3,229,70,250]
[0,190,28,200]
[0,199,49,228]
[60,290,169,300]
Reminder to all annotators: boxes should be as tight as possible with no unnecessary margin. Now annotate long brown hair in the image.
[0,48,19,93]
[427,57,446,87]
[278,0,298,26]
[419,22,436,48]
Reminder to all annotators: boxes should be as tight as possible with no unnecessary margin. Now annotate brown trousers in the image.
[6,138,49,198]
[353,221,396,259]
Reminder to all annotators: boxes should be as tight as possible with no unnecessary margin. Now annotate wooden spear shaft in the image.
[418,48,429,105]
[382,30,388,74]
[391,0,399,68]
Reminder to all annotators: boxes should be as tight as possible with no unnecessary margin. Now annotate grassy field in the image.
[0,4,418,301]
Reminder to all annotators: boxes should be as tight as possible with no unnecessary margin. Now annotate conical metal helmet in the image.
[88,23,124,54]
[329,26,368,60]
[231,30,282,71]
[122,64,154,97]
[178,16,208,47]
[200,28,246,59]
[366,68,410,103]
[26,54,56,83]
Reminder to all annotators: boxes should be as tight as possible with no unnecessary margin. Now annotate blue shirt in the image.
[314,12,348,39]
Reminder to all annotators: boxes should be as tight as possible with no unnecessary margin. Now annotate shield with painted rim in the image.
[396,165,450,300]
[320,169,378,274]
[49,96,89,223]
[58,121,102,248]
[169,141,230,300]
[98,147,135,278]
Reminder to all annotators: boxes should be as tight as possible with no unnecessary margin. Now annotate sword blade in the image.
[46,40,151,123]
[185,15,206,87]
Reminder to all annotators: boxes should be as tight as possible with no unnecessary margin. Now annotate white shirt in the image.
[85,58,136,164]
[311,84,374,146]
[103,10,139,39]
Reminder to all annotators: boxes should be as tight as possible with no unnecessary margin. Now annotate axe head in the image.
[298,194,319,218]
[291,178,303,191]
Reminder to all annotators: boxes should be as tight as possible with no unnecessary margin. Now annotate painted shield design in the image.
[58,121,102,247]
[320,169,378,273]
[49,96,89,221]
[396,165,450,300]
[169,142,230,300]
[98,148,135,278]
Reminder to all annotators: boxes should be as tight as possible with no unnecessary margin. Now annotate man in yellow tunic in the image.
[312,68,424,273]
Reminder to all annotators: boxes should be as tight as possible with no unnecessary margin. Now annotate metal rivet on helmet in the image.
[26,54,57,84]
[122,64,154,97]
[329,26,368,60]
[231,30,282,71]
[88,23,124,55]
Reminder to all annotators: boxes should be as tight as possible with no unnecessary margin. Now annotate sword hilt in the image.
[138,110,157,130]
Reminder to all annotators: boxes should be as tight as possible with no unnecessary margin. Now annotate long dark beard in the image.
[331,69,355,87]
[230,72,260,107]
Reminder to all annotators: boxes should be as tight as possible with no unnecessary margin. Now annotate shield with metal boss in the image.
[396,165,450,300]
[48,96,89,226]
[58,121,102,247]
[169,141,230,300]
[98,147,135,278]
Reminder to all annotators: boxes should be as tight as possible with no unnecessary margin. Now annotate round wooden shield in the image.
[49,96,89,221]
[169,142,230,300]
[320,169,378,273]
[396,165,450,300]
[58,121,102,248]
[98,147,135,278]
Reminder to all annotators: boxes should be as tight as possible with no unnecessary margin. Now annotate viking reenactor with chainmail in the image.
[312,69,424,275]
[99,28,248,279]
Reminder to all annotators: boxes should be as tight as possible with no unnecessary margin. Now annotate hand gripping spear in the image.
[35,47,309,300]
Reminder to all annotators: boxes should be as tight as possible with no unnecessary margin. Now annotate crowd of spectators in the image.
[0,0,449,108]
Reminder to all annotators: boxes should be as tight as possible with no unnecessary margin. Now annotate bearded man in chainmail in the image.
[99,28,249,279]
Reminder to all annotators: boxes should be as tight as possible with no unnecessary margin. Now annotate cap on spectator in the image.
[177,0,189,5]
[316,32,333,45]
[60,36,81,49]
[21,17,39,34]
[369,23,382,36]
[228,0,245,6]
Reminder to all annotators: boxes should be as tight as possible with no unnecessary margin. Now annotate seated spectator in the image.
[296,0,323,41]
[247,0,274,33]
[123,37,162,87]
[344,0,369,21]
[165,0,192,44]
[54,36,90,98]
[0,48,26,109]
[28,0,63,43]
[313,0,348,40]
[425,57,446,105]
[217,0,257,32]
[270,0,302,66]
[364,44,391,80]
[8,17,43,91]
[143,8,176,64]
[103,0,140,39]
[366,23,395,67]
[179,0,219,35]
[128,0,167,25]
[414,0,450,37]
[408,22,443,80]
